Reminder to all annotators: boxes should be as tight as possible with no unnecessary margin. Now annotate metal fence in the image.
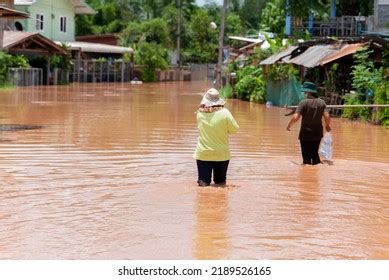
[69,60,195,83]
[69,60,134,83]
[8,61,201,86]
[8,68,43,87]
[296,16,368,38]
[190,63,216,81]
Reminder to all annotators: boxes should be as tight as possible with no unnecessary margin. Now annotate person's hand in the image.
[286,126,291,131]
[325,125,331,132]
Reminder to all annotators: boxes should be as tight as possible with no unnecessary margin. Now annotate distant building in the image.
[376,0,389,30]
[11,0,133,58]
[13,0,94,42]
[1,0,133,85]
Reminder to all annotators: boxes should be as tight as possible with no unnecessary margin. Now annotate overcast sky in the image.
[195,0,223,6]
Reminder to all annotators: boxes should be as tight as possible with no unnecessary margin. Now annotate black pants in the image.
[196,160,229,186]
[300,140,322,165]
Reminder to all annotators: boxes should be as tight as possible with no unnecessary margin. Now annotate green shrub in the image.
[0,51,30,85]
[220,84,234,99]
[372,80,389,126]
[342,92,370,121]
[342,47,388,126]
[136,42,168,82]
[234,66,266,103]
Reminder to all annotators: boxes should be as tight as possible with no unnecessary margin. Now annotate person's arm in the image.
[323,111,331,132]
[227,111,239,134]
[286,113,301,131]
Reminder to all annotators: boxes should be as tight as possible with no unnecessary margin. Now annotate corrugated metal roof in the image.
[260,43,364,68]
[319,43,364,65]
[60,41,133,54]
[2,31,66,54]
[285,45,335,68]
[259,45,298,65]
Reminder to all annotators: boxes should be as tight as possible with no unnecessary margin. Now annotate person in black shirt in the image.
[286,82,331,165]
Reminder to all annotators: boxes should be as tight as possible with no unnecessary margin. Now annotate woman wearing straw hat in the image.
[286,82,331,165]
[194,88,239,186]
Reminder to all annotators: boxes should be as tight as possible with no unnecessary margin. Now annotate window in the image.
[36,14,44,30]
[60,16,67,33]
[15,21,23,31]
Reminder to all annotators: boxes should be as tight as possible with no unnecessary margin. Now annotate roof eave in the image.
[72,0,96,15]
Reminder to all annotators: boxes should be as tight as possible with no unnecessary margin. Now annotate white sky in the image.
[195,0,223,6]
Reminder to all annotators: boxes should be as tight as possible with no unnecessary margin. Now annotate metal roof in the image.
[15,0,95,14]
[58,41,133,54]
[0,6,29,18]
[2,31,66,54]
[285,45,337,68]
[319,43,363,65]
[14,0,36,5]
[260,43,364,68]
[228,36,263,44]
[259,46,298,65]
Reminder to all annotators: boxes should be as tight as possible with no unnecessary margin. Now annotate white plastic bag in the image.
[319,132,333,160]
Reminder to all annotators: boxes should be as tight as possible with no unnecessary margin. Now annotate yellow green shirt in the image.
[194,108,239,161]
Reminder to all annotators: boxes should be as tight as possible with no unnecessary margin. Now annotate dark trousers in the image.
[300,140,322,165]
[196,160,229,186]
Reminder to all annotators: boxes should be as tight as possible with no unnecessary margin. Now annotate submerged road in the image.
[0,82,388,259]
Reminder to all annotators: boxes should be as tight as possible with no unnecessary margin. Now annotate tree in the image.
[239,0,267,29]
[225,13,245,46]
[260,0,285,34]
[141,18,171,48]
[289,0,329,18]
[136,42,169,82]
[119,18,171,82]
[337,0,373,16]
[183,9,218,63]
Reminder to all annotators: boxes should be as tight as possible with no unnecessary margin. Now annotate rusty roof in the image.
[286,45,338,68]
[259,45,298,65]
[0,6,29,18]
[260,42,364,68]
[2,31,66,54]
[319,43,364,65]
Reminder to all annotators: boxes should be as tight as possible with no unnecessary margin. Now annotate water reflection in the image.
[194,188,229,259]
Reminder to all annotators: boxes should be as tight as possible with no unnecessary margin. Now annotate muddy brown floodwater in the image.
[0,82,388,259]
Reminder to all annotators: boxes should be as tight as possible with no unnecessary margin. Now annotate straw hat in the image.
[200,88,225,107]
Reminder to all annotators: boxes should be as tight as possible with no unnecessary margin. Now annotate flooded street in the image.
[0,81,388,259]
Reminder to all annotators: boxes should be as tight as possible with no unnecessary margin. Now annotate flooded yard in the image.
[0,81,388,259]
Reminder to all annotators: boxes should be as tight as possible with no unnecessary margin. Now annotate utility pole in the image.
[176,0,182,81]
[373,0,378,31]
[216,0,227,89]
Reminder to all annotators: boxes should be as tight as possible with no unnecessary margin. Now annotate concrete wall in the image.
[378,4,389,29]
